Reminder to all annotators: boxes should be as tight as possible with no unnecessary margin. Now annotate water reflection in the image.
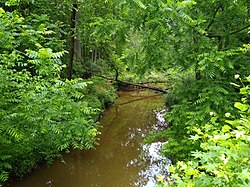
[139,142,170,187]
[127,109,171,187]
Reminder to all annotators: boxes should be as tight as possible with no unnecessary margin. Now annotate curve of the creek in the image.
[10,90,170,187]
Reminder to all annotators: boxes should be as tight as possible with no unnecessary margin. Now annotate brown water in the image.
[10,90,170,187]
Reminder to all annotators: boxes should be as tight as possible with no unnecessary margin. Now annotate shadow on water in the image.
[10,90,170,187]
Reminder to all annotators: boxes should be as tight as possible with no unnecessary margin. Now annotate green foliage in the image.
[161,71,242,162]
[133,1,250,186]
[143,0,250,162]
[71,0,129,79]
[155,44,250,185]
[0,5,111,185]
[1,76,100,174]
[84,77,117,109]
[161,76,250,186]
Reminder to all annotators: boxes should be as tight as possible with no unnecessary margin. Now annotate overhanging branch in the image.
[230,24,250,35]
[205,3,223,32]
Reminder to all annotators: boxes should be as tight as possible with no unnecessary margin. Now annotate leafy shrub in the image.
[85,77,117,109]
[0,52,100,180]
[160,77,239,162]
[0,8,105,185]
[159,44,250,162]
[153,44,250,186]
[160,76,250,186]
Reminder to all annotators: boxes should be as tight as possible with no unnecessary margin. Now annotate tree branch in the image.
[230,24,250,35]
[205,32,223,51]
[206,32,221,38]
[205,4,223,32]
[207,25,250,37]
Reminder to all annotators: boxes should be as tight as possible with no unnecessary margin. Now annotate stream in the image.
[10,90,170,187]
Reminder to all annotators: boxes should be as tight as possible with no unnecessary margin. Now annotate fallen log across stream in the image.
[117,80,168,93]
[92,74,168,93]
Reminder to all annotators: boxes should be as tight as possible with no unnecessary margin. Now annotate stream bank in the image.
[10,90,170,187]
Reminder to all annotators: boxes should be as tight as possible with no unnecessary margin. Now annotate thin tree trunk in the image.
[94,48,97,62]
[68,3,77,80]
[114,67,119,81]
[75,10,82,64]
[193,34,201,80]
[98,48,101,59]
[91,49,94,62]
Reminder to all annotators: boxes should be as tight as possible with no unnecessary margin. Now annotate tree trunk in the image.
[218,35,222,51]
[114,67,119,81]
[193,34,201,80]
[75,10,82,64]
[68,3,77,80]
